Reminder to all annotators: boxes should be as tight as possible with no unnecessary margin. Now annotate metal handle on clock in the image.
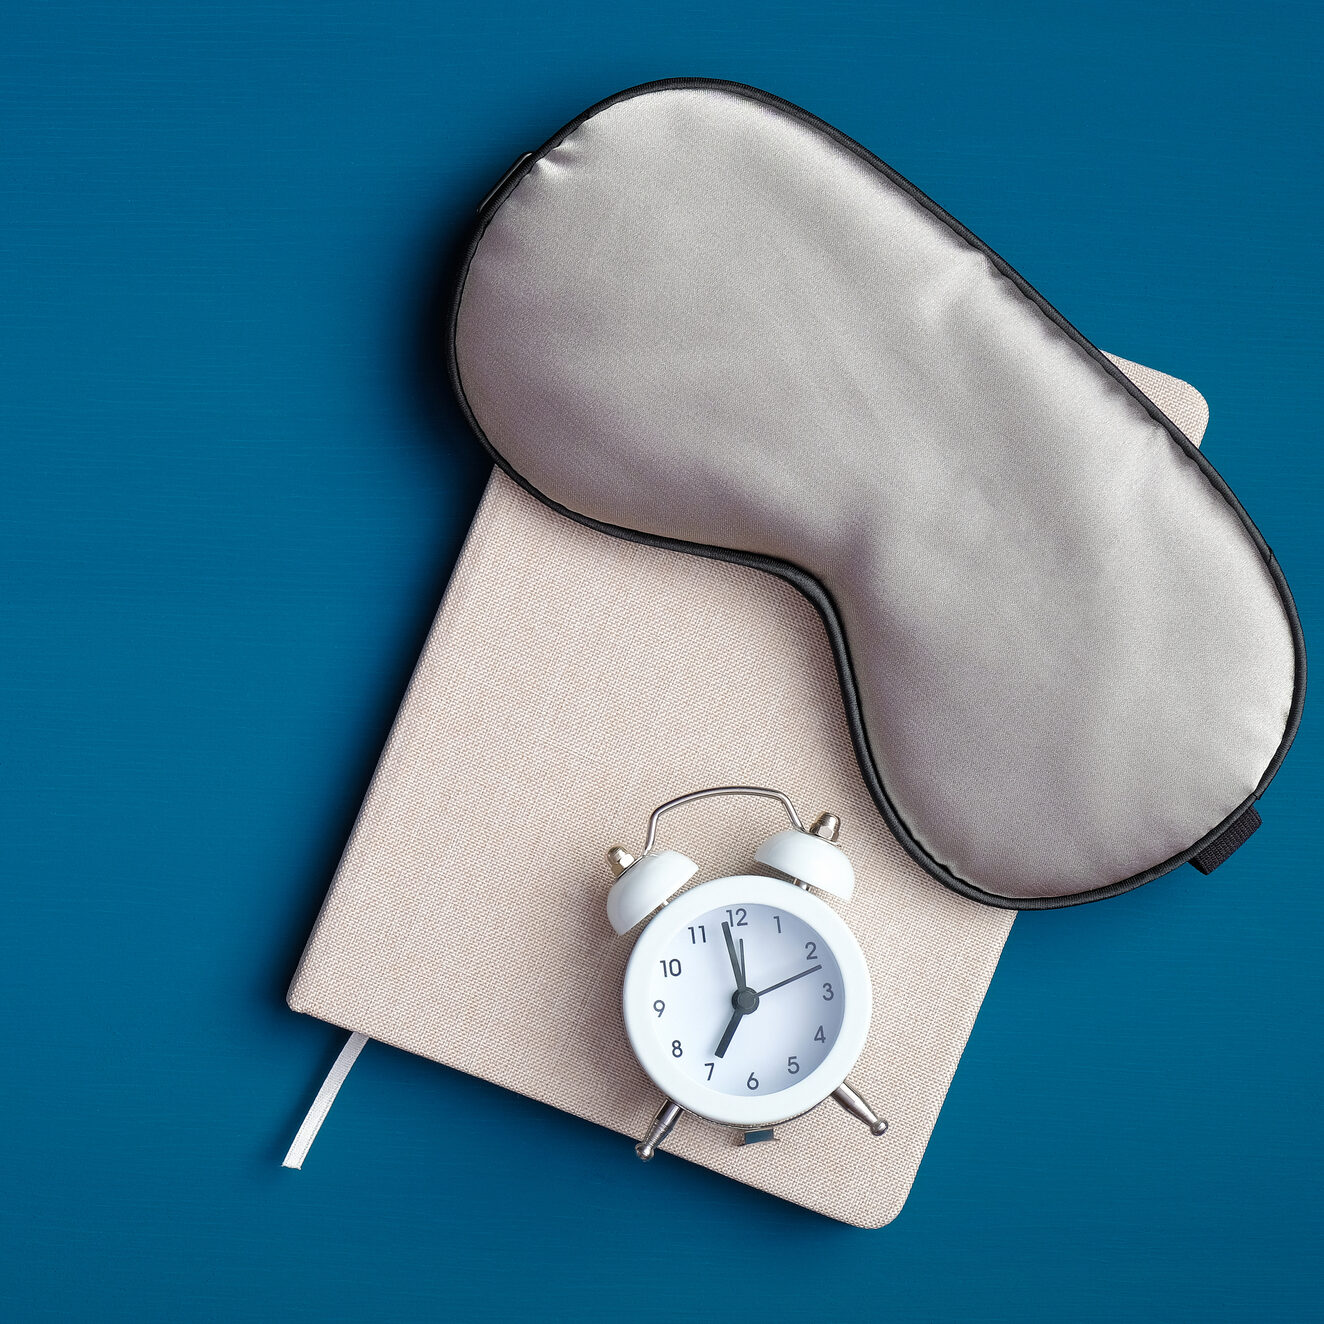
[640,786,807,855]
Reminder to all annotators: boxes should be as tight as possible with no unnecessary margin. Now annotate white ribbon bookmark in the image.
[282,1031,369,1170]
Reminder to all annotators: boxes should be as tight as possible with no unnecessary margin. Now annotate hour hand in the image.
[714,1007,743,1059]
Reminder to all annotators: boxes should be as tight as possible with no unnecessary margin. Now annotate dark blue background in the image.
[2,3,1319,1319]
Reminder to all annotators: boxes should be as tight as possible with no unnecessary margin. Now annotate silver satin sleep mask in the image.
[447,79,1304,909]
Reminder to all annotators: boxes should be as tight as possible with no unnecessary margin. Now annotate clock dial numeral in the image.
[773,914,782,933]
[814,1025,826,1042]
[671,1040,683,1058]
[787,1055,800,1075]
[822,981,834,1000]
[725,907,748,928]
[746,1071,759,1090]
[704,1061,715,1080]
[653,999,665,1017]
[659,958,682,977]
[805,940,817,960]
[687,925,707,944]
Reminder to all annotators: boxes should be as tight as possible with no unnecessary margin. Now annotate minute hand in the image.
[721,921,746,989]
[755,964,823,997]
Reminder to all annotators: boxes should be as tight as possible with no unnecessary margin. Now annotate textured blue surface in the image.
[1,3,1320,1319]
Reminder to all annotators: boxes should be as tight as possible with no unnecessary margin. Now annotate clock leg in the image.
[832,1081,889,1137]
[635,1098,683,1161]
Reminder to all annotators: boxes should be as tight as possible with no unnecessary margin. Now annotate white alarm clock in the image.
[605,786,888,1159]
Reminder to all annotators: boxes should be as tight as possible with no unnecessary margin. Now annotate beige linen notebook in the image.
[288,354,1208,1227]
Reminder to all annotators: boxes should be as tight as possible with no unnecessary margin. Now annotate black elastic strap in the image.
[1190,805,1262,875]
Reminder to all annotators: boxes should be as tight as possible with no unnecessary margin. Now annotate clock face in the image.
[622,875,872,1128]
[643,901,845,1098]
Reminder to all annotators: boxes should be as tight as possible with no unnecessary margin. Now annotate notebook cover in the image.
[287,354,1208,1226]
